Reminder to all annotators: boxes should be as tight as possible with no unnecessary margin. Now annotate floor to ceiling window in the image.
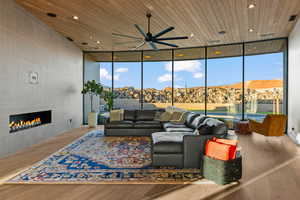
[113,51,141,110]
[244,40,286,121]
[83,38,287,124]
[207,44,243,120]
[143,50,173,110]
[173,48,206,113]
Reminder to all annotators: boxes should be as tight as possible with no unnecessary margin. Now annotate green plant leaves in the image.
[81,80,103,95]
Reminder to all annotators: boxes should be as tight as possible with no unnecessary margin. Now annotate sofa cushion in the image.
[136,110,156,121]
[152,142,183,154]
[188,115,207,129]
[124,110,136,121]
[134,122,162,129]
[135,121,161,124]
[165,127,194,132]
[163,122,187,129]
[105,120,133,128]
[152,132,195,153]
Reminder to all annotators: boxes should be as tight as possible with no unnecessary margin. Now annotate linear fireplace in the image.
[9,110,51,133]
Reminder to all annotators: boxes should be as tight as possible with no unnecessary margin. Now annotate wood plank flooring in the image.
[0,126,299,200]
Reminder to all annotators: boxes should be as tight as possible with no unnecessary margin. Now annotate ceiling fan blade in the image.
[148,42,158,50]
[132,41,146,50]
[112,33,142,40]
[153,41,178,48]
[113,40,143,45]
[134,24,147,38]
[155,36,188,41]
[153,27,174,38]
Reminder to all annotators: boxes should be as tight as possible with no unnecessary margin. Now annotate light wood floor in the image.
[0,126,299,200]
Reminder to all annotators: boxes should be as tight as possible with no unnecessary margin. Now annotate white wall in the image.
[288,19,300,131]
[0,0,83,157]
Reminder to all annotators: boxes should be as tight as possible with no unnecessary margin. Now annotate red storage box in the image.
[205,138,237,161]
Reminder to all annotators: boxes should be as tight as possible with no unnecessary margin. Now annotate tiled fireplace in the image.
[9,110,51,133]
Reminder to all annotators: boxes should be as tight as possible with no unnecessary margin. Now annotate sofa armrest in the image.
[183,134,224,169]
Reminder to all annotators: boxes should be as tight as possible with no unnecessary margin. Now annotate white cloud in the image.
[115,68,128,73]
[100,68,120,81]
[193,72,204,79]
[158,74,172,83]
[114,74,120,81]
[165,60,202,72]
[100,68,112,80]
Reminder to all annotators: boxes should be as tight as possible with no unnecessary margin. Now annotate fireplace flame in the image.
[9,117,42,131]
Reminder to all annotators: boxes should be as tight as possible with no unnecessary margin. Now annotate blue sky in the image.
[99,53,283,89]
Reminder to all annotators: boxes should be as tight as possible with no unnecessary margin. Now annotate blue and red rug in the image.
[5,131,203,184]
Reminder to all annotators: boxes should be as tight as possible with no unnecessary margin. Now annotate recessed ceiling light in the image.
[218,31,226,35]
[144,55,151,59]
[73,15,79,20]
[47,13,57,18]
[248,28,254,32]
[96,41,101,44]
[248,4,255,9]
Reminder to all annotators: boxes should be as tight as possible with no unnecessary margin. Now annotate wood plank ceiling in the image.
[15,0,300,51]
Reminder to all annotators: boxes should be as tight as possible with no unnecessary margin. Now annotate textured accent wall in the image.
[0,0,83,157]
[289,19,300,132]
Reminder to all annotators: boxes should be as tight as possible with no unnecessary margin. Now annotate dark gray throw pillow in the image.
[198,124,213,135]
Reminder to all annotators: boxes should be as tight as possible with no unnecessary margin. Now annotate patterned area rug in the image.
[6,131,203,184]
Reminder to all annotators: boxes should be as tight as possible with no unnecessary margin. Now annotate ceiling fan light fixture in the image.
[73,15,79,20]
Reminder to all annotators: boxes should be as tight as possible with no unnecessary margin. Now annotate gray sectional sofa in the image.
[104,109,229,169]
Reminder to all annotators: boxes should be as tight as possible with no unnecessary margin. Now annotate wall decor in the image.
[29,71,39,84]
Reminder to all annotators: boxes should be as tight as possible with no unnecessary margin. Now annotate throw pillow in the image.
[154,111,163,121]
[110,109,124,122]
[159,111,173,122]
[170,111,187,124]
[198,124,213,135]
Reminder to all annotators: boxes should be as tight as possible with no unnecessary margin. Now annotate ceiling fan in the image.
[112,13,188,50]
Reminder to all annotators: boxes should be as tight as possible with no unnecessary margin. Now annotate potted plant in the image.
[103,91,118,111]
[82,80,103,127]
